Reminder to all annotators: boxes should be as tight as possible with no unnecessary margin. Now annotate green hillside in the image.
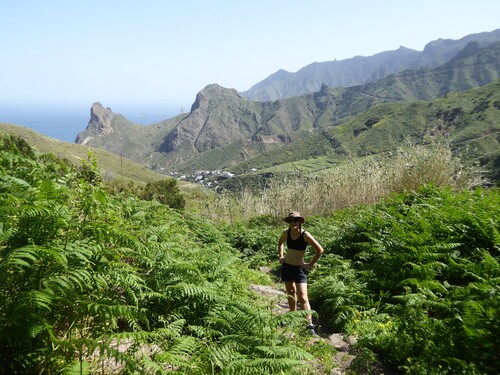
[228,79,500,184]
[0,123,168,184]
[72,42,500,175]
[243,30,500,101]
[183,41,500,174]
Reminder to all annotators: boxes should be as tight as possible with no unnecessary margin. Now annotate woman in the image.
[278,211,324,335]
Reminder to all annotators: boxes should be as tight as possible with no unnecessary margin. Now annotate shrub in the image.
[0,143,315,374]
[312,186,500,374]
[140,178,186,210]
[205,143,482,222]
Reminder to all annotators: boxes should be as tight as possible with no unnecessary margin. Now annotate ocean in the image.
[0,104,183,143]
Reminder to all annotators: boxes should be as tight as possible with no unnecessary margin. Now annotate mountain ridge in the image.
[242,29,500,101]
[74,40,500,176]
[222,79,500,190]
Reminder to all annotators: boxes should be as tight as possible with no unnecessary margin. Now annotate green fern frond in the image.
[0,222,13,243]
[186,324,221,339]
[166,283,219,304]
[167,335,199,356]
[226,357,307,375]
[43,273,79,292]
[392,292,427,308]
[27,321,48,338]
[15,205,69,245]
[218,305,262,334]
[84,301,144,324]
[462,299,486,318]
[420,280,449,295]
[208,343,244,370]
[271,310,312,328]
[61,239,94,262]
[61,269,93,291]
[254,344,314,360]
[397,277,421,289]
[12,290,53,315]
[153,260,204,287]
[0,174,34,197]
[0,246,38,269]
[219,334,262,351]
[150,318,186,338]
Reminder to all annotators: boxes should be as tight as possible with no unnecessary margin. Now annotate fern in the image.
[3,138,497,374]
[0,246,38,269]
[271,309,314,328]
[0,175,33,196]
[253,344,313,360]
[225,357,309,375]
[207,343,245,371]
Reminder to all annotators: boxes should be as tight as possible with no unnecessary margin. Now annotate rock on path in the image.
[249,283,359,374]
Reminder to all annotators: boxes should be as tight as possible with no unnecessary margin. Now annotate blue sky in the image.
[1,0,499,114]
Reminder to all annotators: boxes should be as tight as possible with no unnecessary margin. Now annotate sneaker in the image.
[306,324,317,336]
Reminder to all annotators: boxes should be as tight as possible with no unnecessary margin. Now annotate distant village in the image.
[159,168,257,188]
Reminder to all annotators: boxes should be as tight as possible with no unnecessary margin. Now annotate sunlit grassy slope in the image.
[0,123,167,184]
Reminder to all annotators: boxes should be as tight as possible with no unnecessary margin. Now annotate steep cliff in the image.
[75,102,115,144]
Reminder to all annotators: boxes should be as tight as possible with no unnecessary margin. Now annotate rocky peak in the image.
[318,83,330,95]
[88,102,115,136]
[190,91,208,112]
[200,83,239,96]
[190,84,241,111]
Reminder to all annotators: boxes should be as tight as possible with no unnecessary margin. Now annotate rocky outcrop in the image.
[90,102,115,136]
[160,84,263,154]
[250,134,281,143]
[75,102,115,143]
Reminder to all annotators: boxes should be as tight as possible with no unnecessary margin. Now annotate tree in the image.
[141,178,186,210]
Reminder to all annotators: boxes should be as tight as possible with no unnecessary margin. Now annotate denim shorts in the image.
[281,262,308,283]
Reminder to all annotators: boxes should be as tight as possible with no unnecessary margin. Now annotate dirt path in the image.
[250,269,358,374]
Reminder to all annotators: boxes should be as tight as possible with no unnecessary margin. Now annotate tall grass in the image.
[206,143,484,222]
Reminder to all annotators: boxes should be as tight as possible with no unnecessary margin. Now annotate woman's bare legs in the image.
[284,281,297,311]
[296,282,313,324]
[285,281,315,333]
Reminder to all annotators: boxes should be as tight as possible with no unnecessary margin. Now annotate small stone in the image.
[249,284,286,296]
[345,335,358,345]
[328,333,349,350]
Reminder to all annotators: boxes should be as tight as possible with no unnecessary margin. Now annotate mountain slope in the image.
[74,42,500,174]
[230,79,500,182]
[242,29,500,101]
[75,102,182,166]
[0,122,167,183]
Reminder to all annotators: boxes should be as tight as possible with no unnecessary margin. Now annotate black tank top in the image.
[287,229,308,251]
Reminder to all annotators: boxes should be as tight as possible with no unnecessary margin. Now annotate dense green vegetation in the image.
[310,188,499,373]
[223,187,500,374]
[0,134,317,374]
[228,78,500,186]
[1,132,499,374]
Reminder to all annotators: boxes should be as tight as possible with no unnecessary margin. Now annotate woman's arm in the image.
[304,232,324,268]
[278,230,287,264]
